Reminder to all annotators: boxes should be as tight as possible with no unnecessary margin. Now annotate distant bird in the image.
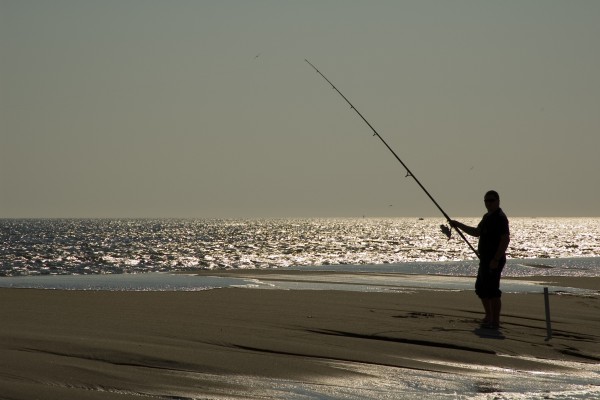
[254,53,261,59]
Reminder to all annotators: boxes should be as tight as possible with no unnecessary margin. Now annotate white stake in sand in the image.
[544,287,552,341]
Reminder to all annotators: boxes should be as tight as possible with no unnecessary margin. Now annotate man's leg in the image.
[480,298,492,323]
[490,297,501,327]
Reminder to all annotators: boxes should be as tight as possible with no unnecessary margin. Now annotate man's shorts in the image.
[475,263,504,299]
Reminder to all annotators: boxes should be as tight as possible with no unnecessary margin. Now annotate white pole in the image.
[544,287,552,341]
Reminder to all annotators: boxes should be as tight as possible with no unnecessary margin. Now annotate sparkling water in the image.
[1,218,599,277]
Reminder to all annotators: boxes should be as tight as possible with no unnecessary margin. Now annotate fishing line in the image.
[305,59,479,259]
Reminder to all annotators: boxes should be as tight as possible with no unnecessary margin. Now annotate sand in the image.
[1,275,599,399]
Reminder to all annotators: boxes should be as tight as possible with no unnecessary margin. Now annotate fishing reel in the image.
[440,224,452,240]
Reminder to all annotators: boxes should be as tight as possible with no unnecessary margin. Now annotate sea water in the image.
[2,217,599,276]
[1,217,599,292]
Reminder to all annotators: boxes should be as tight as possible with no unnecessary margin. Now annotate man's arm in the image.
[450,220,480,237]
[489,233,510,269]
[494,233,510,261]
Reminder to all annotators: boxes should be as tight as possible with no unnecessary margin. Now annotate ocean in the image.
[1,217,599,292]
[2,217,599,277]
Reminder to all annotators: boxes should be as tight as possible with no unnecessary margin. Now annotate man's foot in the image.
[483,321,500,330]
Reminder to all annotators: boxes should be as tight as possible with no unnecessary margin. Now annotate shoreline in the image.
[195,269,600,292]
[2,270,600,295]
[1,277,599,399]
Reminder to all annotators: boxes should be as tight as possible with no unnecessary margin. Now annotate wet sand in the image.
[1,275,599,399]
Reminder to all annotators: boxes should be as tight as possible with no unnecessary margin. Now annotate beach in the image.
[1,274,599,399]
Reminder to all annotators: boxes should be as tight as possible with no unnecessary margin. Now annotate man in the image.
[452,190,510,329]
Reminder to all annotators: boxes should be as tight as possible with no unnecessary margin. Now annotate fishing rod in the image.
[305,59,479,259]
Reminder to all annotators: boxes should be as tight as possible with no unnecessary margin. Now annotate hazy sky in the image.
[2,1,599,218]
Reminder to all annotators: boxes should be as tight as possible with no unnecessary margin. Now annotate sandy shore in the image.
[1,275,599,399]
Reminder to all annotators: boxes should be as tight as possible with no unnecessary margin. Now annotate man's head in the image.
[484,190,500,213]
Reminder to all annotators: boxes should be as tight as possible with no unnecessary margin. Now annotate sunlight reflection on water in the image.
[1,218,599,276]
[169,356,600,399]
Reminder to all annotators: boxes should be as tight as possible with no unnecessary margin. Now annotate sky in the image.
[1,0,599,218]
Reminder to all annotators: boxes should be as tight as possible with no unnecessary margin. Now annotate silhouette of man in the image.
[452,190,510,329]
